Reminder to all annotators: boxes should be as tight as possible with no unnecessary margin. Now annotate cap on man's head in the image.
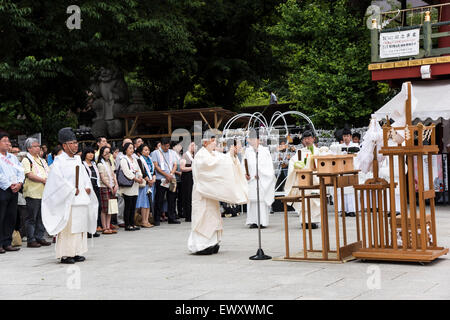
[58,127,76,144]
[302,130,314,139]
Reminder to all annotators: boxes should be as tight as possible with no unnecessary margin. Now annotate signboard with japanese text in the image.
[379,28,420,59]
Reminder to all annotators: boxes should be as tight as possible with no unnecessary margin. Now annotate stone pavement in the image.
[1,206,450,300]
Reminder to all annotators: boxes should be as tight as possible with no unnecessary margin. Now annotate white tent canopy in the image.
[374,80,450,122]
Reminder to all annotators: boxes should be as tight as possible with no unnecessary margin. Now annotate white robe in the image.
[284,146,321,223]
[188,147,248,253]
[42,152,98,258]
[242,145,276,227]
[336,142,360,213]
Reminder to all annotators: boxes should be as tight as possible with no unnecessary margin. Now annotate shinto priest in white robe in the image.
[188,146,248,253]
[242,144,276,227]
[336,141,359,213]
[42,151,98,259]
[284,145,321,224]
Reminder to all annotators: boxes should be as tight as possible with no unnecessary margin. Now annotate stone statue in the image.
[89,67,129,138]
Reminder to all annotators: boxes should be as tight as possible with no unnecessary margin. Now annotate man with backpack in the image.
[21,137,51,248]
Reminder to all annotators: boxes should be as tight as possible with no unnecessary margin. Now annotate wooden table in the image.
[275,170,361,263]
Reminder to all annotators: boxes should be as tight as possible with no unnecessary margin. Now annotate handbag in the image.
[169,178,177,192]
[159,150,177,192]
[12,230,22,247]
[116,159,134,187]
[108,198,119,215]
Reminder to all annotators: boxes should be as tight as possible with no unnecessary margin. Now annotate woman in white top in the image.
[119,143,143,231]
[97,146,119,234]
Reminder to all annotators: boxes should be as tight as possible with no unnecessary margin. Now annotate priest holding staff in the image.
[242,129,276,229]
[42,128,98,264]
[188,133,248,255]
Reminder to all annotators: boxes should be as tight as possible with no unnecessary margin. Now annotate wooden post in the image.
[366,190,373,248]
[168,114,172,135]
[355,188,361,242]
[320,177,328,260]
[417,154,427,251]
[371,189,378,248]
[389,155,398,250]
[283,201,290,258]
[398,156,409,249]
[307,197,313,251]
[301,190,307,258]
[428,153,437,248]
[407,154,418,250]
[214,112,218,129]
[334,177,341,261]
[423,12,432,57]
[360,190,366,248]
[371,20,379,62]
[377,189,385,248]
[383,189,390,247]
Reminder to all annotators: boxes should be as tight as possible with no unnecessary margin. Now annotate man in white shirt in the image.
[151,137,180,225]
[0,132,25,253]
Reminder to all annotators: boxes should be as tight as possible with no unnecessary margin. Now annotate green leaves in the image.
[269,0,390,128]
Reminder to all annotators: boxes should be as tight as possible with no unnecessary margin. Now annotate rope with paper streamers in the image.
[405,126,411,141]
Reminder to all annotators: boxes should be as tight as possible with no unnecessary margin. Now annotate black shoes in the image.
[61,257,75,264]
[249,224,266,229]
[87,232,100,238]
[212,244,220,254]
[168,220,181,224]
[133,226,141,230]
[61,256,85,264]
[301,223,319,230]
[74,255,85,262]
[339,212,356,217]
[346,212,356,217]
[195,245,215,255]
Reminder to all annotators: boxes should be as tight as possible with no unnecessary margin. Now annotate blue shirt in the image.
[0,152,26,190]
[151,149,175,180]
[47,154,53,166]
[142,155,154,177]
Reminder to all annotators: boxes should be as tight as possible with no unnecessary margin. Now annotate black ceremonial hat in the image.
[58,127,77,144]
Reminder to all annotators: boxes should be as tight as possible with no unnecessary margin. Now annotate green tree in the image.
[269,0,393,128]
[183,0,283,111]
[0,0,198,143]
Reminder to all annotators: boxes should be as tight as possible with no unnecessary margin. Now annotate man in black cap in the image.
[41,128,99,264]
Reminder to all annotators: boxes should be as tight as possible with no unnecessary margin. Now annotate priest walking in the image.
[188,134,248,255]
[42,128,98,264]
[242,131,276,229]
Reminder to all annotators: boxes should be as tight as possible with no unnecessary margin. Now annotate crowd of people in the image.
[0,125,364,261]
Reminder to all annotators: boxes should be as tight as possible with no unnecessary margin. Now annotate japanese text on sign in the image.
[379,29,420,59]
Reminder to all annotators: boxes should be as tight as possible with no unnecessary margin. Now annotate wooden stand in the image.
[352,82,448,263]
[275,169,361,263]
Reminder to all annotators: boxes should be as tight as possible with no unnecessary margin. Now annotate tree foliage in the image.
[269,0,392,128]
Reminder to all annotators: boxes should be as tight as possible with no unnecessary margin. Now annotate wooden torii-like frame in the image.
[353,82,449,263]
